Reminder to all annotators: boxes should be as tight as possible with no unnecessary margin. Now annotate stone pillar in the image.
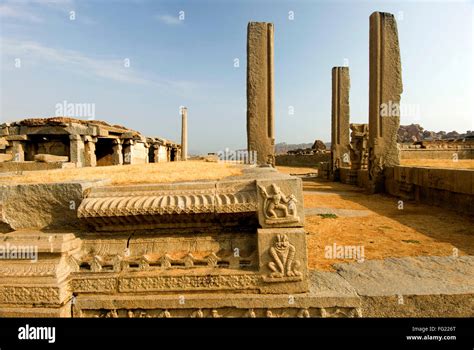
[175,147,181,162]
[368,12,403,192]
[69,135,85,167]
[123,139,133,165]
[247,22,275,166]
[180,107,188,161]
[331,66,351,179]
[10,141,25,162]
[84,136,97,167]
[112,139,123,165]
[152,144,160,163]
[6,135,27,162]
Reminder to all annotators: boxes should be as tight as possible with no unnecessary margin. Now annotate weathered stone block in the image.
[256,177,304,228]
[0,180,108,230]
[257,228,308,294]
[0,154,13,162]
[34,154,69,163]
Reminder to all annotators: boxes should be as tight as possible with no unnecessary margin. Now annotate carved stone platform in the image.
[72,270,362,318]
[0,167,316,316]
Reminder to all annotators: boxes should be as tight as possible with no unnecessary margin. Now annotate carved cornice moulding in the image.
[77,174,304,231]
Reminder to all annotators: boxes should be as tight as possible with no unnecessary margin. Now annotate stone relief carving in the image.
[0,263,58,277]
[258,184,299,224]
[320,307,362,318]
[0,286,60,304]
[349,123,369,170]
[74,250,256,274]
[245,308,256,318]
[297,308,311,318]
[368,144,383,181]
[119,274,261,292]
[265,234,301,281]
[78,306,361,318]
[71,278,117,293]
[191,309,204,318]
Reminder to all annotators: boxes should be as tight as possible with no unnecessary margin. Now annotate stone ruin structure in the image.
[349,124,368,171]
[367,12,403,192]
[0,117,181,171]
[346,123,369,185]
[319,12,473,216]
[180,107,188,161]
[0,167,312,317]
[412,138,474,150]
[0,21,365,318]
[330,67,351,180]
[322,12,402,190]
[247,22,275,167]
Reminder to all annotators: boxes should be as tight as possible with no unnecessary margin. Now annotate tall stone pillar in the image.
[368,12,403,192]
[247,22,275,166]
[112,139,123,165]
[330,66,351,179]
[84,136,97,167]
[69,135,85,167]
[180,107,187,161]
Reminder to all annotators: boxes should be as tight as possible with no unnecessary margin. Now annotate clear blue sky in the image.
[1,0,473,154]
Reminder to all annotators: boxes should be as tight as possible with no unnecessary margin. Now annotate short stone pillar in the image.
[152,143,161,163]
[123,139,134,165]
[5,135,27,162]
[330,66,351,179]
[368,11,403,192]
[84,136,97,167]
[247,22,275,166]
[10,141,25,162]
[349,124,369,171]
[112,139,123,165]
[180,107,188,161]
[69,135,85,167]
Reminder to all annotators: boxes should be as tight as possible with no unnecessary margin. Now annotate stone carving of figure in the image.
[268,234,301,278]
[349,124,369,170]
[258,184,298,220]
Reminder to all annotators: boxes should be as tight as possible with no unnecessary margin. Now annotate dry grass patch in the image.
[0,161,243,185]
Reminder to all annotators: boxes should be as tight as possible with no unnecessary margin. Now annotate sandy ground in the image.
[301,178,474,271]
[0,161,243,185]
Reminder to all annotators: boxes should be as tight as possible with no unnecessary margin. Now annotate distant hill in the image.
[275,141,331,154]
[275,142,313,155]
[398,124,474,143]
